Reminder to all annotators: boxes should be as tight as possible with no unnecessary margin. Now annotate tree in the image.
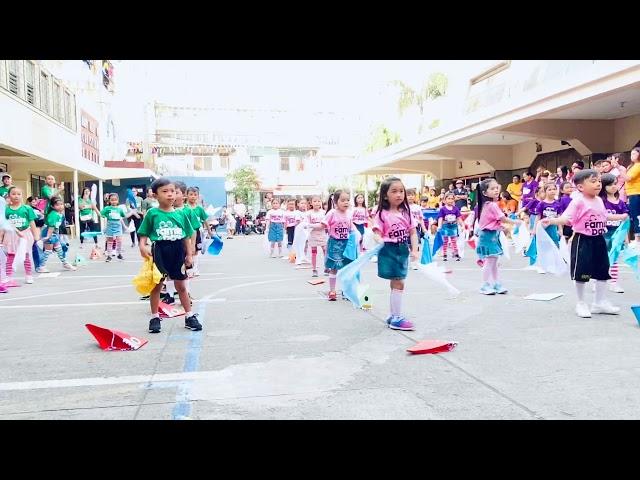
[391,72,448,117]
[365,125,402,153]
[227,165,261,204]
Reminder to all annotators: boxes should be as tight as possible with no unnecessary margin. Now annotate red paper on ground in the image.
[158,301,185,318]
[407,340,458,355]
[85,324,148,351]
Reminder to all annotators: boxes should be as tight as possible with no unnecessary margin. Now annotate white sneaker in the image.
[270,253,276,258]
[63,263,77,271]
[575,302,592,318]
[608,282,624,293]
[411,263,419,270]
[590,301,621,315]
[25,276,34,284]
[36,267,50,274]
[371,256,378,263]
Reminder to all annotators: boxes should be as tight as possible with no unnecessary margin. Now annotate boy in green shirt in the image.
[137,178,201,334]
[186,186,210,275]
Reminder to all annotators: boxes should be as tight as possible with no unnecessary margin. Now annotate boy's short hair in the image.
[150,177,173,194]
[173,181,187,194]
[406,188,417,195]
[573,169,598,186]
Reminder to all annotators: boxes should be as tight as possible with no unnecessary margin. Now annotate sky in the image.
[113,60,498,143]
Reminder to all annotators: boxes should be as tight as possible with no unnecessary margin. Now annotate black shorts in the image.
[286,226,295,245]
[152,240,188,281]
[570,233,610,283]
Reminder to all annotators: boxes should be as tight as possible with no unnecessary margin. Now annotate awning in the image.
[272,186,323,197]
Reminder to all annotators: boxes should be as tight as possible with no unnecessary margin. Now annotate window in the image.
[52,82,61,121]
[40,72,50,114]
[64,91,72,127]
[8,60,21,97]
[220,155,229,169]
[25,61,36,106]
[280,156,290,171]
[250,155,260,164]
[31,175,46,199]
[297,157,305,172]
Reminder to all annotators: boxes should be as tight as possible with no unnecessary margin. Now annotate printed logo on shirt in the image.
[542,206,558,218]
[585,214,606,236]
[444,213,457,223]
[333,222,350,240]
[606,209,621,227]
[7,214,27,229]
[109,211,121,220]
[156,220,184,241]
[388,222,409,243]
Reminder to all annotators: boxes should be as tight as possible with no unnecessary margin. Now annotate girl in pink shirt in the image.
[352,193,368,253]
[475,178,521,295]
[372,177,419,331]
[266,198,285,258]
[542,169,628,318]
[321,190,357,301]
[306,196,328,277]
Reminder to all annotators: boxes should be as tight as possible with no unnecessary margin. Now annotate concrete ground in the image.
[0,233,639,420]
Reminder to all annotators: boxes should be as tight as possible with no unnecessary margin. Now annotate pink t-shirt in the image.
[307,210,325,227]
[284,210,300,228]
[352,206,367,225]
[478,201,505,231]
[266,209,284,224]
[561,195,608,236]
[409,204,423,224]
[372,209,416,244]
[322,209,353,240]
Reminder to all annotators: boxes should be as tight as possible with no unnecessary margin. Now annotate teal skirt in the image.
[377,242,409,280]
[476,229,503,259]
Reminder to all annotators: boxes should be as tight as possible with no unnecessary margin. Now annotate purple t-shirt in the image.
[521,180,538,202]
[602,197,629,230]
[535,200,562,219]
[523,198,540,214]
[438,205,461,224]
[558,194,572,214]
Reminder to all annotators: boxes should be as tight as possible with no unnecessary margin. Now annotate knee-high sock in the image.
[594,280,608,305]
[0,249,7,282]
[329,273,336,291]
[116,237,122,255]
[24,253,32,275]
[311,247,317,270]
[450,236,459,255]
[390,288,403,317]
[609,262,619,283]
[54,244,66,264]
[6,253,15,277]
[443,237,449,256]
[575,281,586,303]
[489,257,499,284]
[482,257,498,284]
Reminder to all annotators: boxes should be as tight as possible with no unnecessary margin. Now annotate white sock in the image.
[575,281,586,303]
[594,280,607,305]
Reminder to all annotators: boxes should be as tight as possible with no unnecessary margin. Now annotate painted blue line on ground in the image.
[171,301,207,420]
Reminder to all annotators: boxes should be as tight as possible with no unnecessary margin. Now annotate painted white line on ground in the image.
[0,284,129,303]
[0,299,228,309]
[44,273,226,279]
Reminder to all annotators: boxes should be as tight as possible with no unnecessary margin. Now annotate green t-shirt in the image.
[45,210,64,229]
[78,197,94,217]
[188,205,208,226]
[6,205,36,231]
[137,208,195,242]
[178,206,199,232]
[0,186,11,198]
[100,206,125,222]
[41,185,58,200]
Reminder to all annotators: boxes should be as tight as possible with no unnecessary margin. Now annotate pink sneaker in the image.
[3,279,19,288]
[0,285,8,294]
[389,316,415,331]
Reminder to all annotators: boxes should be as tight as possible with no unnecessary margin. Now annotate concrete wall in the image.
[512,139,573,170]
[614,114,640,152]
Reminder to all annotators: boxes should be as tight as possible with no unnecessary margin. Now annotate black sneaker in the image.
[117,254,124,260]
[105,256,112,262]
[455,255,461,262]
[185,314,202,331]
[148,317,161,333]
[161,293,175,304]
[443,256,448,262]
[139,295,150,301]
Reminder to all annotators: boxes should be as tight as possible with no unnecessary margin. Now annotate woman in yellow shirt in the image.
[626,147,640,241]
[506,175,523,204]
[426,188,440,209]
